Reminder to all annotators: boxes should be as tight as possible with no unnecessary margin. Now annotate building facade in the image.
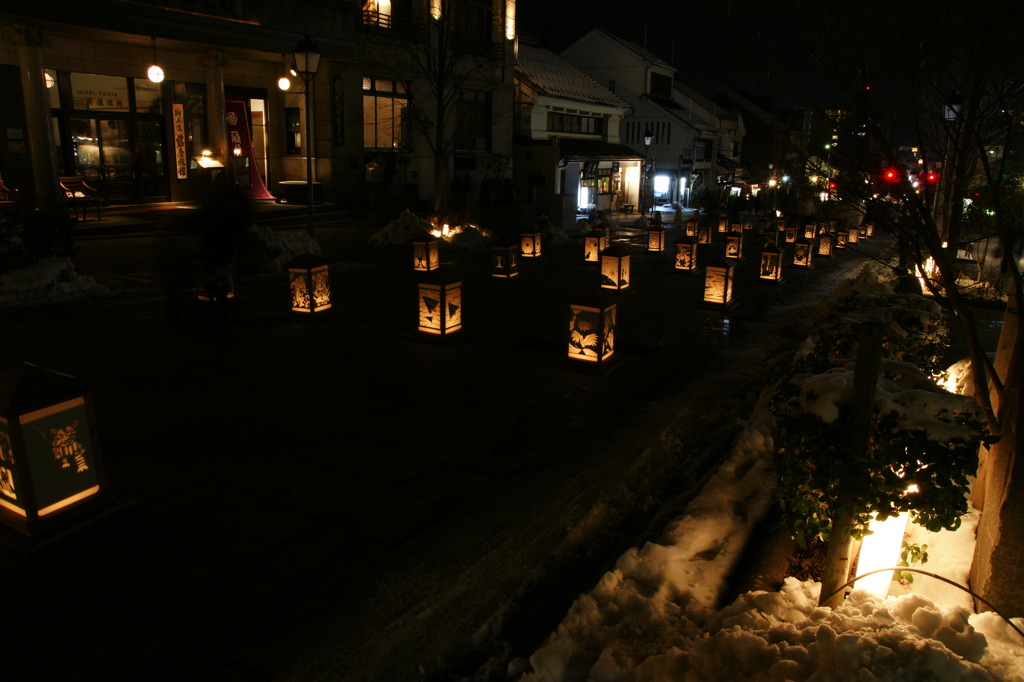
[0,0,516,218]
[512,41,638,227]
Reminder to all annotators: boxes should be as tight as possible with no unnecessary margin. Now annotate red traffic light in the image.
[828,181,837,190]
[926,171,938,183]
[883,169,898,182]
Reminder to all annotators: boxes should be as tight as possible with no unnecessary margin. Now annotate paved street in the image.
[1,206,893,681]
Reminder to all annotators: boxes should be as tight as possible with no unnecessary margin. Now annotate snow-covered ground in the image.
[512,283,1024,682]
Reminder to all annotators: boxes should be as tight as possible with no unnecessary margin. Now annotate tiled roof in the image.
[516,43,630,110]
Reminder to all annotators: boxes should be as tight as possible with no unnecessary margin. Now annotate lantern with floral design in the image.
[647,223,666,252]
[759,242,784,283]
[287,254,332,315]
[566,292,621,373]
[0,363,111,537]
[600,245,632,293]
[491,240,520,278]
[416,267,463,340]
[411,232,440,272]
[818,233,834,257]
[702,257,736,309]
[674,237,699,272]
[521,229,543,260]
[793,238,814,269]
[697,223,712,244]
[583,229,608,264]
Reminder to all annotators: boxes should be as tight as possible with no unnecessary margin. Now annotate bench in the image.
[60,176,101,221]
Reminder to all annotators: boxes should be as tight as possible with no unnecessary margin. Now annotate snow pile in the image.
[517,407,1024,681]
[237,224,323,273]
[791,358,983,443]
[0,257,107,308]
[368,210,433,247]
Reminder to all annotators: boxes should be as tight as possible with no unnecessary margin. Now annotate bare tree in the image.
[743,0,1024,614]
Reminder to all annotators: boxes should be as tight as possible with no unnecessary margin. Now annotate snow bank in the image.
[0,257,107,308]
[237,224,323,273]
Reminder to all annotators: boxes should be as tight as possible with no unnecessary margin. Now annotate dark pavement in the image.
[0,203,893,681]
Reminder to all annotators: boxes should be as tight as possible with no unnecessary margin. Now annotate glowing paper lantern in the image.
[0,363,109,537]
[416,267,463,340]
[491,240,520,278]
[287,254,332,315]
[674,237,699,272]
[804,223,816,239]
[599,245,631,293]
[717,218,727,233]
[730,223,743,234]
[685,219,697,237]
[848,226,860,244]
[702,257,736,310]
[725,233,744,261]
[583,230,608,264]
[793,238,814,268]
[759,242,784,283]
[784,225,797,243]
[697,223,712,245]
[566,292,621,373]
[818,234,834,257]
[521,229,543,259]
[647,223,666,252]
[836,229,848,249]
[411,232,440,272]
[864,223,874,238]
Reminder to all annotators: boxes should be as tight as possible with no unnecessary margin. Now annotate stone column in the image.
[203,51,229,163]
[5,24,62,210]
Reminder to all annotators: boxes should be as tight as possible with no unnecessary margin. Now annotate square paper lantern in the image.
[685,219,697,237]
[600,245,632,293]
[491,240,520,278]
[521,229,543,259]
[583,231,608,264]
[818,234,834,257]
[730,223,743,234]
[864,223,874,238]
[411,232,440,272]
[803,224,816,239]
[0,363,109,537]
[417,267,463,340]
[784,226,798,243]
[743,221,753,231]
[195,260,235,303]
[717,218,728,233]
[836,229,848,249]
[287,254,332,315]
[848,226,860,244]
[725,233,744,261]
[702,257,737,310]
[674,237,699,272]
[647,224,666,252]
[793,239,814,268]
[759,242,784,283]
[566,292,621,373]
[697,223,712,244]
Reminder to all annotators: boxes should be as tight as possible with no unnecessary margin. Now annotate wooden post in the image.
[819,320,883,608]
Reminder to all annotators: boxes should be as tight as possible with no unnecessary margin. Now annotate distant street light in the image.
[293,35,322,236]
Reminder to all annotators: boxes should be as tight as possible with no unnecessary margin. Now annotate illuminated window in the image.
[362,77,409,150]
[362,0,392,27]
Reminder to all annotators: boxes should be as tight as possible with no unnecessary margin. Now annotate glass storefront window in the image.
[70,73,130,112]
[134,79,162,114]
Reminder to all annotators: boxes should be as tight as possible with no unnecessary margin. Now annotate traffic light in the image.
[926,171,938,183]
[883,168,898,182]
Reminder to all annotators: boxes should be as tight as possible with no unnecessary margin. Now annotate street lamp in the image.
[640,128,653,218]
[292,35,322,236]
